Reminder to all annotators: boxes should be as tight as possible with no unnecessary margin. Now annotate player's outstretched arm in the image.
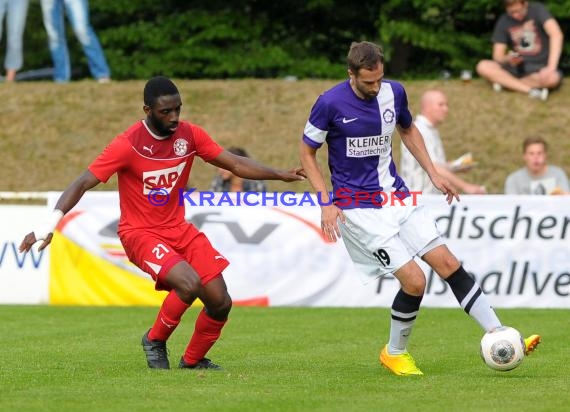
[18,170,101,253]
[208,149,305,182]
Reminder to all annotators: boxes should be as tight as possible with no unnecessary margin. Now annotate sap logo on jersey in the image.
[143,162,186,194]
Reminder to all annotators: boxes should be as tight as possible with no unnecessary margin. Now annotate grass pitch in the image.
[0,306,567,412]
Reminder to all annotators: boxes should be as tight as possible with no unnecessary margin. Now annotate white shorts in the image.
[339,200,443,282]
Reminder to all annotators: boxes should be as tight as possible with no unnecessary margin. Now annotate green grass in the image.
[1,306,567,412]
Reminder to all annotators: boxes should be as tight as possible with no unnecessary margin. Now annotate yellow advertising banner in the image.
[50,233,168,306]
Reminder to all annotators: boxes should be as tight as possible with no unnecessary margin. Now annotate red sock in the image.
[148,290,191,342]
[183,309,227,364]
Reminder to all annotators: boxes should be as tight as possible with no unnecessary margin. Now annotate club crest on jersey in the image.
[142,162,186,194]
[382,109,395,124]
[173,138,188,156]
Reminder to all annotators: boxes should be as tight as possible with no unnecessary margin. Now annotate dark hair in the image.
[227,146,249,157]
[347,41,384,73]
[143,76,179,106]
[504,0,526,6]
[522,136,548,153]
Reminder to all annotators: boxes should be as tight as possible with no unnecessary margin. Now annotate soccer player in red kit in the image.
[19,76,305,370]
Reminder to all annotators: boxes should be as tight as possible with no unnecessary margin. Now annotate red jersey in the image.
[89,120,223,233]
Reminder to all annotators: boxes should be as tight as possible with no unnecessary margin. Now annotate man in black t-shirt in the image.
[476,1,563,101]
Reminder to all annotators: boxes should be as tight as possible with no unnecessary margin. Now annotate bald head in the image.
[420,89,448,126]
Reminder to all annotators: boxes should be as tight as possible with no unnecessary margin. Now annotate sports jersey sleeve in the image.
[88,135,131,183]
[191,125,224,161]
[393,83,413,129]
[303,95,330,148]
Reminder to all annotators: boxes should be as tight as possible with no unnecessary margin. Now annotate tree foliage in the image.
[9,0,570,80]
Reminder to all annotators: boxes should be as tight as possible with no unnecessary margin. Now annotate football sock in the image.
[148,290,191,342]
[183,309,227,365]
[445,266,501,331]
[388,289,423,355]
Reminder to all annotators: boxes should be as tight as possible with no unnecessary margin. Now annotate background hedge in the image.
[8,0,570,80]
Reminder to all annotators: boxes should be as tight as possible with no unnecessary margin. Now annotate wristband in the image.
[35,209,64,241]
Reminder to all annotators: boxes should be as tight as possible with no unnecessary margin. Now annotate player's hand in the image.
[280,167,306,182]
[321,204,345,242]
[18,231,53,253]
[431,174,460,204]
[18,209,64,253]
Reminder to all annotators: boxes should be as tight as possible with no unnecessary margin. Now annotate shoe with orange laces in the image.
[380,345,423,376]
[524,335,541,355]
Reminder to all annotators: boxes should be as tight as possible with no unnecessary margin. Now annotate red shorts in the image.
[119,224,229,291]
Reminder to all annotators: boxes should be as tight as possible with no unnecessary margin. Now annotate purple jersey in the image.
[303,79,412,209]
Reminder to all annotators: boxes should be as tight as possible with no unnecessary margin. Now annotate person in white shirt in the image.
[400,90,486,195]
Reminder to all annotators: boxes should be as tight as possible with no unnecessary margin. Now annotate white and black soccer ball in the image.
[480,326,525,371]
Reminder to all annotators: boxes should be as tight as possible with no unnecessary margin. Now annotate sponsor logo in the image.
[142,162,186,194]
[346,135,391,157]
[342,117,358,124]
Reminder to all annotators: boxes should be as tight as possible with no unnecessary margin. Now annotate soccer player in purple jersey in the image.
[299,41,541,376]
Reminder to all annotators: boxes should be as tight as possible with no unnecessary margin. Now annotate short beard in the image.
[148,116,173,137]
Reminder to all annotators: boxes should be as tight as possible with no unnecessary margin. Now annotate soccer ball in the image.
[480,326,525,371]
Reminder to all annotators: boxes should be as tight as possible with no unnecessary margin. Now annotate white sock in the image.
[460,287,502,332]
[388,317,415,354]
[387,289,422,354]
[446,266,502,332]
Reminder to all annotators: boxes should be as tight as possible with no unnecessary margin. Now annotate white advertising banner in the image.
[0,205,50,303]
[43,192,569,308]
